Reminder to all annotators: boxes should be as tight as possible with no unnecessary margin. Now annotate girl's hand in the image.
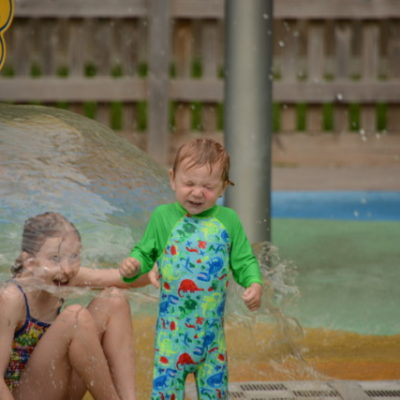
[148,264,160,288]
[242,283,263,311]
[119,257,140,278]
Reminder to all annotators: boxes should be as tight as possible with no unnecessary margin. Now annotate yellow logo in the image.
[0,0,14,70]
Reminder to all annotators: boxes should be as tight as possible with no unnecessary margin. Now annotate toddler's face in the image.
[170,159,227,215]
[27,232,81,286]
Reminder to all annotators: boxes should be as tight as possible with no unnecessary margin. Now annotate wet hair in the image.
[11,212,81,276]
[172,137,234,186]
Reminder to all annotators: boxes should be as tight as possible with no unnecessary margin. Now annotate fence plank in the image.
[201,19,219,132]
[3,77,400,105]
[147,0,171,163]
[11,19,31,75]
[274,81,400,103]
[173,19,193,134]
[15,0,148,18]
[14,0,400,19]
[119,19,140,131]
[279,20,299,132]
[0,77,146,101]
[360,21,379,133]
[94,19,114,126]
[333,20,352,133]
[307,20,325,132]
[386,20,400,134]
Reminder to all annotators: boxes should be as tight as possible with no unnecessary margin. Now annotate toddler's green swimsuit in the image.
[124,203,262,400]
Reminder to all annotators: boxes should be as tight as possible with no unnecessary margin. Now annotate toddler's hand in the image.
[242,283,263,311]
[119,257,140,278]
[149,264,160,288]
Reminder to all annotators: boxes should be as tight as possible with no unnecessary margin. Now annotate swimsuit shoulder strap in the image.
[9,281,32,335]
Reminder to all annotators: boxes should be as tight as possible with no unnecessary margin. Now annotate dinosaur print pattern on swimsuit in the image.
[152,215,229,400]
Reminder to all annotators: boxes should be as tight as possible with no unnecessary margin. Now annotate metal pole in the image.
[224,0,274,243]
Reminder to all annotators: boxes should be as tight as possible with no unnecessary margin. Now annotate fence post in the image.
[148,0,171,164]
[224,0,273,243]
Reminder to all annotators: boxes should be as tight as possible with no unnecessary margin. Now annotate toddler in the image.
[120,138,263,400]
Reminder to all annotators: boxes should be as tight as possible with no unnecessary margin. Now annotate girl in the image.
[0,212,149,400]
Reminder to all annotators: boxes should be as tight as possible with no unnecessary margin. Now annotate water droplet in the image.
[336,93,343,101]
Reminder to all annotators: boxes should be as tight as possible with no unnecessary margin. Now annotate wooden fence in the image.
[1,0,400,160]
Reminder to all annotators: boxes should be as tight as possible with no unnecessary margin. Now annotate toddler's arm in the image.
[242,282,263,311]
[119,257,141,279]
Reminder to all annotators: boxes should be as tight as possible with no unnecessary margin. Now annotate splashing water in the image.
[254,241,304,356]
[0,105,334,399]
[0,103,173,278]
[225,241,324,380]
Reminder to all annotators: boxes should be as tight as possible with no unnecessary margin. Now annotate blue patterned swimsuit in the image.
[123,203,262,400]
[4,282,52,391]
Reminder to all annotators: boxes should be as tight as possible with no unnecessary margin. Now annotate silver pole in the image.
[224,0,274,243]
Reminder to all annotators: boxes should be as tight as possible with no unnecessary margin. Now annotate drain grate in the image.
[292,390,340,398]
[366,391,400,397]
[240,383,288,392]
[229,392,246,399]
[184,380,400,399]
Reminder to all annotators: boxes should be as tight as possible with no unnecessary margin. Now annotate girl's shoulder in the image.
[0,282,26,346]
[0,281,26,319]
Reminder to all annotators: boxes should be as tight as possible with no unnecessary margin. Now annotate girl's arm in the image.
[0,286,24,400]
[70,266,151,289]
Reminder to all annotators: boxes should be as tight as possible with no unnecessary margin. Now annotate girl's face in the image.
[170,159,227,215]
[25,232,81,286]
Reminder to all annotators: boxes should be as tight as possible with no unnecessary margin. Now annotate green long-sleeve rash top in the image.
[123,202,263,288]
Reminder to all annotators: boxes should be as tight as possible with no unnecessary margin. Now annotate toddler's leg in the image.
[196,351,228,400]
[151,357,187,400]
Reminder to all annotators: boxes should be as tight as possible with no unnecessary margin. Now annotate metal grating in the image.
[240,383,288,391]
[229,392,246,399]
[365,390,400,398]
[246,397,295,400]
[292,390,340,398]
[184,380,400,400]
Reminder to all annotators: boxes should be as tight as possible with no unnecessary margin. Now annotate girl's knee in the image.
[60,304,97,330]
[96,287,130,311]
